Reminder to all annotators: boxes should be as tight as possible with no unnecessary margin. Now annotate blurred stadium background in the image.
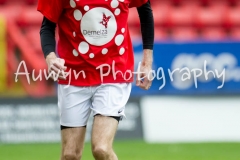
[1,0,240,160]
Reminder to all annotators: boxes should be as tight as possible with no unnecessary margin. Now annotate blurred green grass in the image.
[1,140,240,160]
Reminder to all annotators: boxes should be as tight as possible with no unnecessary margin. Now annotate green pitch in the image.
[1,140,240,160]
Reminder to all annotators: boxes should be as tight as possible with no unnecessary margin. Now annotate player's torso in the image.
[57,0,132,67]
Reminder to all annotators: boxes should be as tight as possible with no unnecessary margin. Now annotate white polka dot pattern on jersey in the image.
[102,48,108,55]
[111,0,119,8]
[70,0,76,8]
[84,5,90,11]
[78,42,89,54]
[115,34,124,46]
[72,49,78,57]
[70,0,127,58]
[119,47,125,55]
[114,8,120,16]
[89,53,95,58]
[74,10,82,21]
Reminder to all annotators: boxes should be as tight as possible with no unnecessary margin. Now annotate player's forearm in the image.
[142,49,153,66]
[46,52,57,60]
[137,0,154,50]
[40,17,57,58]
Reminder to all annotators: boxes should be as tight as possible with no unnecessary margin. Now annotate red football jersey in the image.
[38,0,148,86]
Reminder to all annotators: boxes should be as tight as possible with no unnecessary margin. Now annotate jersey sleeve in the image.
[37,0,63,23]
[129,0,148,8]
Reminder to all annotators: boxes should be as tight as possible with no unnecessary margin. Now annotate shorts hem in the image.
[60,123,87,127]
[93,113,125,118]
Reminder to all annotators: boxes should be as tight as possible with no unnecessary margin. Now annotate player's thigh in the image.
[61,127,87,156]
[91,115,118,148]
[91,83,131,148]
[58,84,92,127]
[91,83,132,117]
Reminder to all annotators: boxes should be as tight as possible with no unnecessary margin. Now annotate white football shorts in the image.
[57,83,132,127]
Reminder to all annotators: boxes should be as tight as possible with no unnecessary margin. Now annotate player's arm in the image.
[40,17,56,58]
[40,17,66,80]
[136,0,154,90]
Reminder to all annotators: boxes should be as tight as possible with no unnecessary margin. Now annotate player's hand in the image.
[136,49,153,90]
[45,52,67,80]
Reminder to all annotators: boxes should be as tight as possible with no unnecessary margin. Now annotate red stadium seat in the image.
[201,0,229,6]
[151,0,169,5]
[0,0,6,5]
[201,27,226,40]
[171,27,198,41]
[16,6,43,27]
[228,0,236,6]
[25,0,37,5]
[167,5,196,27]
[129,26,141,41]
[0,0,36,5]
[128,7,140,27]
[230,28,240,40]
[225,6,240,27]
[25,27,42,52]
[171,0,182,6]
[1,0,23,5]
[195,6,227,28]
[168,0,202,6]
[0,4,21,20]
[152,3,170,26]
[155,27,168,41]
[235,0,240,6]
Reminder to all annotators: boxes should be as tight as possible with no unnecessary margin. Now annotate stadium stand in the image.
[171,27,198,41]
[0,0,239,97]
[0,0,54,97]
[167,5,195,27]
[230,27,240,40]
[128,0,240,41]
[201,27,226,40]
